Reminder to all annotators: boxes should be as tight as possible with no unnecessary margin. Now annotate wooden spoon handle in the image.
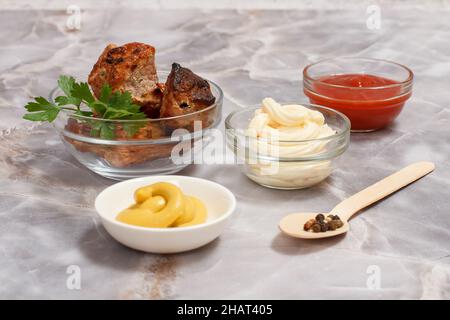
[330,162,435,221]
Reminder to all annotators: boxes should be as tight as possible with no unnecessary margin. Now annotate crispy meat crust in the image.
[160,63,216,130]
[88,42,163,118]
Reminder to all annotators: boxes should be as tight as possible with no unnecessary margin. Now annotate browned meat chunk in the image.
[64,120,170,167]
[160,63,216,130]
[88,42,163,118]
[67,138,175,168]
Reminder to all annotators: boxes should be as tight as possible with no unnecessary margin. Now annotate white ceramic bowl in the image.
[95,175,236,254]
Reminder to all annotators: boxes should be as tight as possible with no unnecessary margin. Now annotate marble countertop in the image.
[1,3,450,299]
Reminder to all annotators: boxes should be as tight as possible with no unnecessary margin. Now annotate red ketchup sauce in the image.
[304,74,412,131]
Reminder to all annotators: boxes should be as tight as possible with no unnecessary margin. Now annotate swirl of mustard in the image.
[245,98,336,189]
[116,182,207,228]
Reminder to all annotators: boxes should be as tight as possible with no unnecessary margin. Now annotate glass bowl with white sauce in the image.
[225,98,350,189]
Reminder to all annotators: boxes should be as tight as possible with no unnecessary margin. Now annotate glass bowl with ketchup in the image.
[303,57,413,132]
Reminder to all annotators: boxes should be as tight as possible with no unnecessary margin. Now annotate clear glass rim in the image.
[225,102,351,144]
[49,74,223,123]
[303,57,414,91]
[59,127,211,145]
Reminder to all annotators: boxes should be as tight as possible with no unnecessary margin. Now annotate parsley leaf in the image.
[58,75,76,96]
[99,85,112,103]
[71,82,95,104]
[89,121,115,140]
[23,97,61,122]
[23,108,59,122]
[122,122,144,137]
[89,100,107,116]
[23,75,149,139]
[93,85,146,120]
[56,75,82,106]
[99,123,115,139]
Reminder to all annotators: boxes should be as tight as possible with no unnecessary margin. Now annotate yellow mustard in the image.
[116,182,207,228]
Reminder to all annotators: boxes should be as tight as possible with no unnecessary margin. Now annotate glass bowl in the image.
[225,103,350,190]
[303,57,413,132]
[51,75,223,180]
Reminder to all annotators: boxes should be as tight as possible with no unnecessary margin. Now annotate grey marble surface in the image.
[1,5,450,299]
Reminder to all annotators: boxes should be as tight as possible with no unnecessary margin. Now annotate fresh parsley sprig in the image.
[23,75,148,139]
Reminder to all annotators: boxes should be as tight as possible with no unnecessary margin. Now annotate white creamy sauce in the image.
[245,98,335,188]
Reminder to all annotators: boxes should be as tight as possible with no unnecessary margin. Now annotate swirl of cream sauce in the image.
[245,98,336,189]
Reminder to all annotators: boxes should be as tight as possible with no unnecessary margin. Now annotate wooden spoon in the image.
[279,162,435,239]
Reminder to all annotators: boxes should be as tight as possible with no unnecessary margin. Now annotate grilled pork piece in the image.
[88,42,163,118]
[160,63,216,130]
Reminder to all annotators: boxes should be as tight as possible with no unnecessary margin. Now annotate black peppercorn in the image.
[320,222,329,232]
[315,214,325,222]
[312,224,321,233]
[332,215,341,221]
[328,220,338,231]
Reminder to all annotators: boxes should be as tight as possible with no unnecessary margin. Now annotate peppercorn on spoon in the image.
[279,161,435,239]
